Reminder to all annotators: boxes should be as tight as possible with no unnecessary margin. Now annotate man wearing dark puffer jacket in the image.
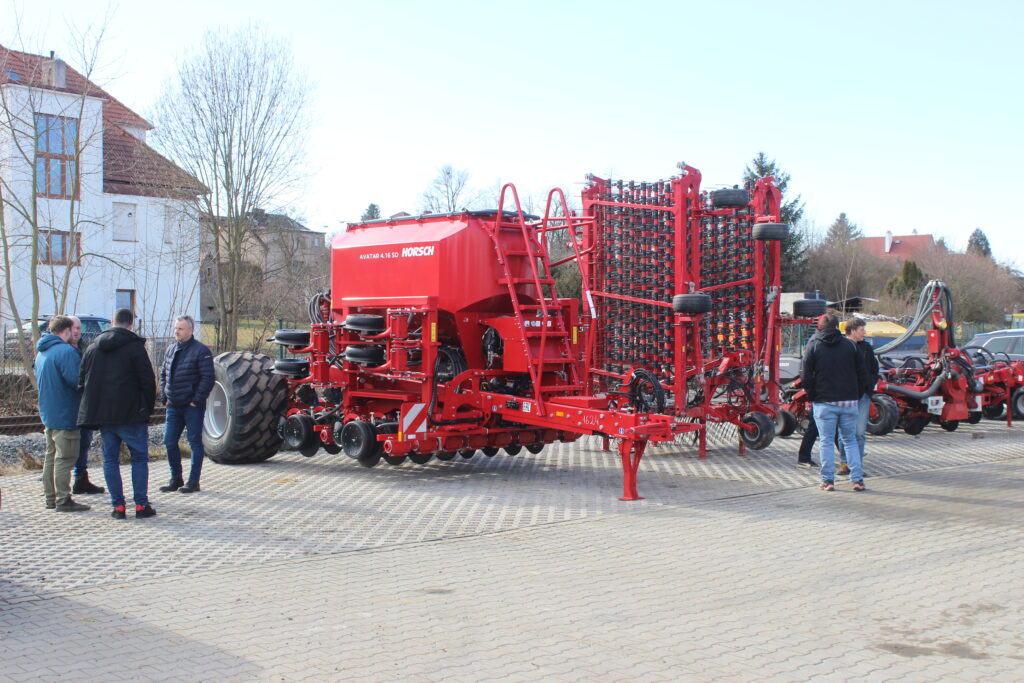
[78,308,157,519]
[159,315,214,494]
[800,314,868,492]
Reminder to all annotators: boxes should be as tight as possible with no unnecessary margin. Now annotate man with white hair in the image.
[159,315,214,494]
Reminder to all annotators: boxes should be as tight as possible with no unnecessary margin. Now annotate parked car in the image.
[962,329,1024,364]
[2,314,111,359]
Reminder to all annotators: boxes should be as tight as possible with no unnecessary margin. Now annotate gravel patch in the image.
[0,425,167,467]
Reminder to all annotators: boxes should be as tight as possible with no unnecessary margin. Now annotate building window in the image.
[113,202,138,241]
[37,229,81,265]
[115,289,136,314]
[34,113,79,199]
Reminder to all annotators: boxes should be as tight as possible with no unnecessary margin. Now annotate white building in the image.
[0,45,205,341]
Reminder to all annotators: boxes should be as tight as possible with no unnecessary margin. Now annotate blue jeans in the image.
[164,404,205,483]
[73,428,94,478]
[100,423,150,508]
[813,402,863,483]
[837,395,870,464]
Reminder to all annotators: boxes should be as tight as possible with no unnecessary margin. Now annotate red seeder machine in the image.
[201,163,824,499]
[780,280,1024,436]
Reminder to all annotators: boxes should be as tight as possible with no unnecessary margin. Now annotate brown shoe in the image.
[836,463,851,476]
[55,497,91,512]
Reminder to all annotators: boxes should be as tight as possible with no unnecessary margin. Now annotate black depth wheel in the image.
[1013,388,1024,419]
[902,416,928,435]
[739,412,775,450]
[866,394,899,436]
[940,420,959,432]
[341,420,376,459]
[504,445,522,456]
[775,409,798,438]
[482,447,500,457]
[525,443,544,454]
[983,404,1005,420]
[458,448,476,459]
[435,451,456,461]
[409,453,433,464]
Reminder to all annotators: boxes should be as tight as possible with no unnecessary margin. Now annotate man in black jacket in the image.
[799,314,868,491]
[159,315,214,494]
[78,308,158,519]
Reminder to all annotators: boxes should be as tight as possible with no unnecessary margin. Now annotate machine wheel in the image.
[322,441,342,455]
[482,447,500,457]
[1013,387,1024,419]
[709,188,750,208]
[282,413,315,451]
[752,223,789,241]
[343,314,386,334]
[966,411,982,424]
[409,453,433,464]
[273,329,310,346]
[341,420,376,459]
[775,409,798,437]
[525,443,544,454]
[902,416,928,435]
[435,451,457,461]
[940,420,959,432]
[983,404,1005,420]
[866,394,899,436]
[672,293,713,314]
[357,452,381,468]
[739,412,775,450]
[504,445,522,456]
[344,345,385,366]
[459,448,476,459]
[793,299,827,317]
[204,352,287,464]
[274,358,310,377]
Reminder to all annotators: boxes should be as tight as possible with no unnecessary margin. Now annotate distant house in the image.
[200,209,328,320]
[858,231,935,261]
[0,45,205,338]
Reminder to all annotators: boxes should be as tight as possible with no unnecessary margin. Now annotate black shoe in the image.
[135,504,157,519]
[797,460,818,469]
[159,478,185,493]
[45,501,56,509]
[55,497,91,512]
[72,475,105,495]
[180,481,201,494]
[112,505,127,520]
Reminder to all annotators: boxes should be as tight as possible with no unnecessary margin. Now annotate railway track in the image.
[0,408,167,436]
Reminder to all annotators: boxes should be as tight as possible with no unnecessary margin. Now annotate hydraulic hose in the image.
[880,374,946,401]
[876,280,955,355]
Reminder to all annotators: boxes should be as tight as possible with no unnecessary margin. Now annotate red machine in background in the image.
[201,163,814,499]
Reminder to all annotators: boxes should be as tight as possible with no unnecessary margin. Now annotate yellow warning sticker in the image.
[431,322,437,343]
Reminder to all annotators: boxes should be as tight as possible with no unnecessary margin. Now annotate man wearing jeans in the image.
[799,314,868,492]
[159,315,214,494]
[78,308,157,519]
[837,318,878,476]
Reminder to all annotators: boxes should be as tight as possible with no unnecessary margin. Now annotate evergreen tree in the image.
[885,259,927,299]
[742,152,807,289]
[966,228,992,258]
[360,203,381,221]
[824,212,862,247]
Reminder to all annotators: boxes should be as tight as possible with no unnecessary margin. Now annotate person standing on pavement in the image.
[67,316,104,496]
[78,308,158,519]
[799,313,868,492]
[836,317,879,476]
[35,315,90,512]
[159,315,214,494]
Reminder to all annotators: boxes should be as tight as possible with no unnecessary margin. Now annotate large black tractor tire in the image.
[793,299,827,318]
[739,412,775,450]
[709,188,750,208]
[866,394,899,436]
[672,293,713,314]
[752,223,789,241]
[203,352,287,464]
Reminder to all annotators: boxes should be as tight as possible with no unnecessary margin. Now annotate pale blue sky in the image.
[7,0,1023,263]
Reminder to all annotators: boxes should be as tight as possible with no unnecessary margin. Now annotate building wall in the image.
[0,83,201,341]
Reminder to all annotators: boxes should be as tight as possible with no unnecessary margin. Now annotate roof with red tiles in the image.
[2,44,204,197]
[859,234,935,259]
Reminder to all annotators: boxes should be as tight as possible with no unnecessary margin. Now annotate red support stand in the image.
[618,439,647,501]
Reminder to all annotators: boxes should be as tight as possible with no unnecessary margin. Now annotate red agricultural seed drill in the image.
[201,164,818,499]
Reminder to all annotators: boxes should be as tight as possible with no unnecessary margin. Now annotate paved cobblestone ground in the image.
[1,420,1021,681]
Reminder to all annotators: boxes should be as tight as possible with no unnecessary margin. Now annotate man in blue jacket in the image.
[159,315,214,494]
[35,315,90,512]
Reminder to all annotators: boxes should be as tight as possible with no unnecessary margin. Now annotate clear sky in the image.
[6,0,1023,264]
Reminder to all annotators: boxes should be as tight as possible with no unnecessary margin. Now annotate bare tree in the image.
[150,25,310,349]
[420,164,471,213]
[1,17,114,381]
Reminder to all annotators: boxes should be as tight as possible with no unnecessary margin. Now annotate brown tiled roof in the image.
[2,44,204,197]
[859,234,935,259]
